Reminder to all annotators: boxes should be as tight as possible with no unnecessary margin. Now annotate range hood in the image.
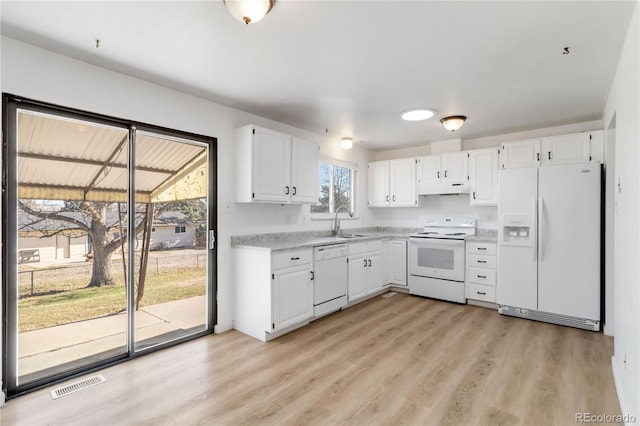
[418,181,470,195]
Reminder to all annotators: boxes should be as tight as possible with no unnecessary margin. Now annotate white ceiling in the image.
[0,1,635,150]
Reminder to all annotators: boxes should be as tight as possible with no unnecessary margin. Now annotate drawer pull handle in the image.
[291,257,300,260]
[310,271,314,281]
[477,291,487,295]
[363,259,368,267]
[368,259,372,267]
[477,260,487,264]
[477,275,487,279]
[478,247,487,251]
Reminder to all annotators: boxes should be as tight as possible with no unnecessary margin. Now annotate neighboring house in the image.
[147,211,200,251]
[17,205,201,265]
[17,231,88,264]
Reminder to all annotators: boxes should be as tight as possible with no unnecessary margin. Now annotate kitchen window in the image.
[311,158,357,216]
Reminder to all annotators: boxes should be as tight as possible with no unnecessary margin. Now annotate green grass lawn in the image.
[18,267,206,332]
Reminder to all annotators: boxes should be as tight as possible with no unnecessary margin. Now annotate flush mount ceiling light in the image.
[340,137,353,149]
[440,115,467,132]
[224,0,275,25]
[401,109,436,121]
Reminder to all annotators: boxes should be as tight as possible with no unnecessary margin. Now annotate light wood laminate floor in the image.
[1,293,620,425]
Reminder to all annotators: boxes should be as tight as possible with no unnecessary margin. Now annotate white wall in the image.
[0,36,372,396]
[603,4,639,421]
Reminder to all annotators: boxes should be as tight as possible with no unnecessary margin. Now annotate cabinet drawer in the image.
[468,254,496,269]
[467,242,496,255]
[467,283,496,302]
[468,267,496,285]
[272,249,312,270]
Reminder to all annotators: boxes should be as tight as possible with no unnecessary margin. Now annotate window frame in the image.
[310,156,359,220]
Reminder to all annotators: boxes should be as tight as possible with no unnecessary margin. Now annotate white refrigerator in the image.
[497,162,601,331]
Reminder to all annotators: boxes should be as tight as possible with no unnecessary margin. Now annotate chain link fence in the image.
[18,252,206,298]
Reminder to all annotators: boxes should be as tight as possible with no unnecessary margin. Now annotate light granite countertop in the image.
[466,228,498,243]
[231,227,420,252]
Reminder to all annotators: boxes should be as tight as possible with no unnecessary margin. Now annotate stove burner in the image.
[418,232,439,235]
[446,232,466,236]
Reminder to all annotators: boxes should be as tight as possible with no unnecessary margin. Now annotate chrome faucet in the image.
[333,206,354,236]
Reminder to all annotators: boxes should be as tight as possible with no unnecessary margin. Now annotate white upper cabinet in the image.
[469,148,499,206]
[540,132,597,165]
[499,138,540,169]
[501,131,604,169]
[291,137,319,203]
[236,125,319,204]
[389,158,417,207]
[417,155,441,191]
[441,152,468,184]
[251,127,291,202]
[417,152,468,194]
[368,159,417,207]
[588,130,605,163]
[368,161,390,207]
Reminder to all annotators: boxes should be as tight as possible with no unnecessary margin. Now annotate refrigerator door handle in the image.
[538,197,544,262]
[532,197,538,262]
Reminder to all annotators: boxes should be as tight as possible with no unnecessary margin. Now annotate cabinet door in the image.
[540,133,590,165]
[383,241,393,284]
[417,155,441,193]
[348,253,367,301]
[367,250,384,294]
[291,138,319,203]
[389,158,417,207]
[441,152,468,184]
[469,149,499,206]
[588,131,604,163]
[368,161,390,207]
[391,240,407,285]
[272,265,313,331]
[253,127,291,202]
[499,139,540,169]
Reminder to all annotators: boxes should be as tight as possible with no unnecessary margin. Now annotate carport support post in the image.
[30,271,34,296]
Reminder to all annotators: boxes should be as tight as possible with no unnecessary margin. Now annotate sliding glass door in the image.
[3,96,216,396]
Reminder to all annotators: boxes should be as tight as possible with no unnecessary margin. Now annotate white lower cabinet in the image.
[466,242,497,303]
[273,264,314,331]
[383,239,407,285]
[348,241,384,302]
[235,247,313,341]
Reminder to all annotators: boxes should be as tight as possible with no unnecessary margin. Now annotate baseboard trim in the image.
[214,323,233,334]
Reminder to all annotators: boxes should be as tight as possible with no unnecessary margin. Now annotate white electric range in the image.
[408,216,476,303]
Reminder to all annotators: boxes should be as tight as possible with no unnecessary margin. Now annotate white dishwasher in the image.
[313,243,348,317]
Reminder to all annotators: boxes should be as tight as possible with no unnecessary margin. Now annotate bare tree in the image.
[19,201,150,287]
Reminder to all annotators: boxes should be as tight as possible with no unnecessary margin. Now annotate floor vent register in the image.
[50,374,106,400]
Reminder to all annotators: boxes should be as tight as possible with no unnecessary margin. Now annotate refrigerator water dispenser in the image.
[500,214,532,246]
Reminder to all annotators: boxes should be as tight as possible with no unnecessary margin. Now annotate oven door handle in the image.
[409,238,465,248]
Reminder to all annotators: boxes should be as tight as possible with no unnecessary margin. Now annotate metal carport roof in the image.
[16,109,208,203]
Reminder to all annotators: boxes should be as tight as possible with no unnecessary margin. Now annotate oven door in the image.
[409,237,465,282]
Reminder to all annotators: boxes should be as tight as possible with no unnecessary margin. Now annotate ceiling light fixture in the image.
[401,109,436,121]
[224,0,275,25]
[440,115,467,132]
[340,137,353,150]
